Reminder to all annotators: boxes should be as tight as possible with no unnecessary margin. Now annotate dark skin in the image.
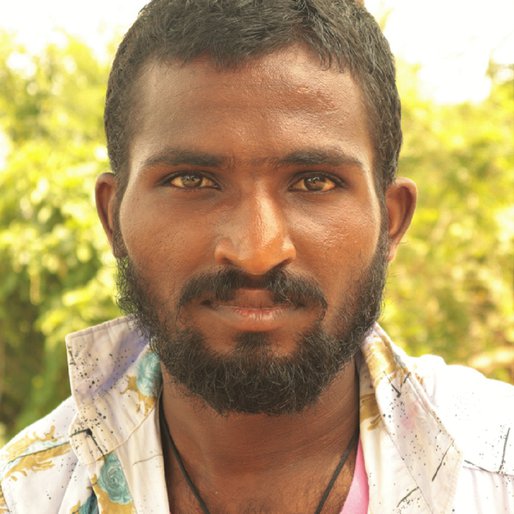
[160,366,360,513]
[96,45,416,513]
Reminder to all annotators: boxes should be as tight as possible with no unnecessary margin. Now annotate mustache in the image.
[178,267,328,311]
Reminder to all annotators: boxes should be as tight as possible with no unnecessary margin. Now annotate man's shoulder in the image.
[408,351,514,415]
[0,397,78,510]
[0,396,76,468]
[407,351,514,474]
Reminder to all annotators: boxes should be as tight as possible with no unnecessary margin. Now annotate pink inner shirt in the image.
[340,439,369,514]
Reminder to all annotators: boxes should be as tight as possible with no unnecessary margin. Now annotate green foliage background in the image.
[0,34,513,445]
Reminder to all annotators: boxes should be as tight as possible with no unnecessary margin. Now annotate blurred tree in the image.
[383,61,514,382]
[0,34,512,445]
[0,34,119,443]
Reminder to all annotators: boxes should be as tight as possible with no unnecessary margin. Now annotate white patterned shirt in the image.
[1,317,513,513]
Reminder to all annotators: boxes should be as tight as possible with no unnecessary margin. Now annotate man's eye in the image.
[167,173,217,189]
[290,175,338,192]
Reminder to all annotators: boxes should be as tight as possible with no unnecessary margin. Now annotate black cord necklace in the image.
[159,400,359,514]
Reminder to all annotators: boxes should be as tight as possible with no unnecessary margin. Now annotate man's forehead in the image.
[125,44,375,184]
[133,44,357,110]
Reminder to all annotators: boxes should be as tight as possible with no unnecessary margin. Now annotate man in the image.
[1,0,513,512]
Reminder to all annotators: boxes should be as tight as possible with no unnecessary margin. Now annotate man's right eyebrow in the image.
[141,149,225,168]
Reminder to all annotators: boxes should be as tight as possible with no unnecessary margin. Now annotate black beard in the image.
[115,231,389,415]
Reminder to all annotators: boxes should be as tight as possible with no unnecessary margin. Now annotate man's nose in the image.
[214,192,296,275]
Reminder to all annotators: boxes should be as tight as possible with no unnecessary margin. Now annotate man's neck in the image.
[160,359,359,513]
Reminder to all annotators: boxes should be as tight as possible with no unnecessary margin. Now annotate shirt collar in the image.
[360,324,463,513]
[66,316,161,464]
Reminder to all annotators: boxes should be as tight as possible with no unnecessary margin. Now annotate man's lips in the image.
[199,288,302,332]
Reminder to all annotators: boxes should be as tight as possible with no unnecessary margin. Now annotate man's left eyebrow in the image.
[276,150,365,170]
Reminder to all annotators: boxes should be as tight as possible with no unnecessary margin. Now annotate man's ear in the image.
[95,172,122,256]
[385,177,417,262]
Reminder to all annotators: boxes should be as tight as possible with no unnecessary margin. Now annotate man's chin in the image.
[149,323,362,416]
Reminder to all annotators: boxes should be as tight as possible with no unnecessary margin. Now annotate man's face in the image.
[107,45,394,414]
